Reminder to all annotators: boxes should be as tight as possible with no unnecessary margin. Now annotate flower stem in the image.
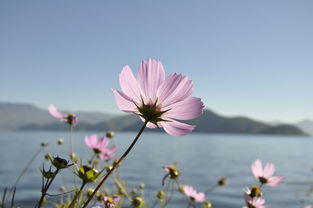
[13,145,44,188]
[36,169,60,208]
[68,182,86,208]
[82,121,148,208]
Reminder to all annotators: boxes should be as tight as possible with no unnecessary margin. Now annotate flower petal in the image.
[157,73,193,107]
[162,120,195,136]
[113,89,138,113]
[267,175,284,186]
[119,65,143,102]
[85,134,98,148]
[137,59,165,102]
[165,97,204,120]
[48,104,65,119]
[251,159,263,179]
[263,162,275,178]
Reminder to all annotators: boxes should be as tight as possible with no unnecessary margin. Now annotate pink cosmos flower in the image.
[251,159,284,187]
[103,195,120,208]
[183,185,206,203]
[242,193,268,208]
[113,59,204,136]
[48,104,78,127]
[85,134,117,161]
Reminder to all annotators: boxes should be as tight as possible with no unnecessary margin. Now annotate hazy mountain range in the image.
[0,102,311,136]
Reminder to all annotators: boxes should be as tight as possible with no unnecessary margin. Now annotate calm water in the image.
[0,131,312,208]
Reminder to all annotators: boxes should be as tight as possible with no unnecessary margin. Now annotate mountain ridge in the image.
[0,101,308,136]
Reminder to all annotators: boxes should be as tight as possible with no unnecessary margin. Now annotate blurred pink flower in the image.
[103,195,120,208]
[183,185,206,203]
[243,193,268,208]
[48,104,77,127]
[113,59,204,136]
[85,134,117,161]
[251,159,284,187]
[304,205,313,208]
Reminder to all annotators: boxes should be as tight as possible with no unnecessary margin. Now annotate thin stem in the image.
[82,121,148,208]
[13,146,43,188]
[68,182,86,208]
[70,125,74,156]
[36,169,60,208]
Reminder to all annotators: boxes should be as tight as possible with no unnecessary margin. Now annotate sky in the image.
[0,0,312,123]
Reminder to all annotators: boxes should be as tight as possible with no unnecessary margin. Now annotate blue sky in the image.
[0,0,312,123]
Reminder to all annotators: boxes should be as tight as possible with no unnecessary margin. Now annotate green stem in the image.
[82,121,148,208]
[13,146,43,188]
[36,169,60,208]
[68,182,86,208]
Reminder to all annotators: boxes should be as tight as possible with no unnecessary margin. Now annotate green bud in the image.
[202,201,213,208]
[132,196,144,208]
[78,165,100,183]
[131,188,138,195]
[157,190,166,199]
[41,166,56,179]
[52,156,71,169]
[139,183,145,189]
[106,131,115,138]
[44,153,52,161]
[70,152,78,163]
[57,138,64,145]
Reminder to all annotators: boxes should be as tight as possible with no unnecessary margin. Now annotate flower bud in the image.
[57,138,64,145]
[249,185,262,198]
[59,186,66,193]
[106,165,113,172]
[131,188,138,195]
[106,131,115,138]
[202,201,213,208]
[41,166,56,179]
[217,177,227,186]
[132,196,144,208]
[52,156,71,169]
[157,190,166,199]
[78,165,100,183]
[139,183,145,189]
[70,152,78,163]
[44,153,52,160]
[41,142,49,147]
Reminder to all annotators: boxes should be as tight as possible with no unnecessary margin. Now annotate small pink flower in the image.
[243,193,268,208]
[183,185,206,203]
[103,195,120,208]
[304,205,313,208]
[251,159,284,187]
[85,134,117,161]
[48,104,78,127]
[113,59,204,136]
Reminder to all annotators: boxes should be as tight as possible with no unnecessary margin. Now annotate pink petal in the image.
[99,137,109,148]
[48,104,65,119]
[162,120,195,136]
[112,89,138,113]
[137,59,165,102]
[263,162,275,178]
[195,192,206,202]
[85,134,98,148]
[251,159,263,179]
[119,65,143,102]
[157,74,193,108]
[267,175,284,187]
[165,97,204,120]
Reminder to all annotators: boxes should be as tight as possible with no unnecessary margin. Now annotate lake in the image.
[0,131,312,208]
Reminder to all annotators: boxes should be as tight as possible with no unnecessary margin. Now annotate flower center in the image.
[136,98,169,126]
[258,176,268,184]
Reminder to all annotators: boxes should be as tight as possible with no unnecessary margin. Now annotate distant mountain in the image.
[295,119,313,136]
[0,102,115,131]
[0,102,307,136]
